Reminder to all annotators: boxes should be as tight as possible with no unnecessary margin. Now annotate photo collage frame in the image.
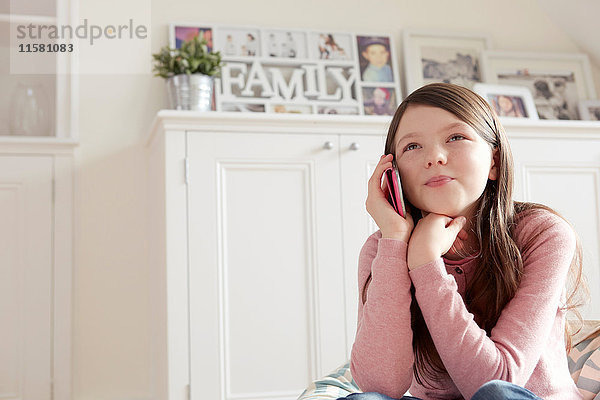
[170,23,402,116]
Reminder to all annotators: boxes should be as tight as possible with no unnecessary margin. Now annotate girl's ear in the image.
[488,147,500,181]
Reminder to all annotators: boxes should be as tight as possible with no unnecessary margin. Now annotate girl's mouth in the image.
[425,176,454,187]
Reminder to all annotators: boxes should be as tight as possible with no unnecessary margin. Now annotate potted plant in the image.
[152,35,223,111]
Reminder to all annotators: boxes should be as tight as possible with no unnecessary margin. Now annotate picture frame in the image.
[577,100,600,121]
[361,87,397,116]
[220,102,266,113]
[481,50,597,120]
[268,103,313,114]
[308,31,354,61]
[355,32,403,116]
[263,29,308,59]
[168,23,402,116]
[215,26,261,57]
[473,83,539,120]
[169,23,214,51]
[356,35,394,83]
[317,105,360,115]
[403,29,492,94]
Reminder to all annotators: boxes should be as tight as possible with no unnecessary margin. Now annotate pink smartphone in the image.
[384,159,406,218]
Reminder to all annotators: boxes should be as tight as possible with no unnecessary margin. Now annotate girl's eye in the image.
[449,134,466,142]
[404,143,420,152]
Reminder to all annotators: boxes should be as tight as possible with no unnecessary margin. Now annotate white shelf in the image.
[147,109,393,146]
[0,136,77,154]
[147,110,600,146]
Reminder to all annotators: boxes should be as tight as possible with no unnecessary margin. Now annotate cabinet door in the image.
[339,134,387,358]
[187,131,346,400]
[0,156,53,400]
[510,136,600,320]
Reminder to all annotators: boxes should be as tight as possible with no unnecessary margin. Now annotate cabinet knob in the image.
[323,141,334,150]
[349,142,360,151]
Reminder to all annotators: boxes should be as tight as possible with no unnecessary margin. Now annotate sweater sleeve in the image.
[349,231,414,398]
[408,211,577,399]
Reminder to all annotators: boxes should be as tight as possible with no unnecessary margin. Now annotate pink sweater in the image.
[350,209,583,400]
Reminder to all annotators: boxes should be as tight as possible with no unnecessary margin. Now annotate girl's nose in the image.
[426,148,447,167]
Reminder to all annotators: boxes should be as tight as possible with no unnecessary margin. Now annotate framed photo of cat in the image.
[403,29,492,94]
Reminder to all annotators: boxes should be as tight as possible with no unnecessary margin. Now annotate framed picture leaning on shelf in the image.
[578,100,600,121]
[473,83,539,120]
[481,51,597,120]
[403,29,492,94]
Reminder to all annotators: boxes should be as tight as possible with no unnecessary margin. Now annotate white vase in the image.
[9,83,50,136]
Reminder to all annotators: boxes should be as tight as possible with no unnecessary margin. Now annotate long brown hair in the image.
[384,83,588,388]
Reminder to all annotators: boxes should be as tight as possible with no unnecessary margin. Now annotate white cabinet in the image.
[503,119,600,321]
[0,142,74,400]
[1,1,76,392]
[147,111,600,400]
[0,155,52,400]
[147,112,388,400]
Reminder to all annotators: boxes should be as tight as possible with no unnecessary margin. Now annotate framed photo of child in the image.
[473,83,539,120]
[362,87,397,116]
[357,36,394,83]
[403,29,491,94]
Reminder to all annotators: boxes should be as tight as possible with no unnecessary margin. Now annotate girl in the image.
[494,95,525,118]
[341,83,587,400]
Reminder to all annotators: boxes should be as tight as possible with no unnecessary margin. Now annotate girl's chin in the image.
[419,206,466,218]
[411,197,473,218]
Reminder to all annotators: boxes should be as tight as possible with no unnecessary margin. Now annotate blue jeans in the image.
[337,380,543,400]
[472,380,543,400]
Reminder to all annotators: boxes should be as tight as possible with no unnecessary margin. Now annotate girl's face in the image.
[394,104,498,219]
[498,95,513,112]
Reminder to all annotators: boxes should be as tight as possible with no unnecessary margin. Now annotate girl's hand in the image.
[365,154,414,242]
[407,213,467,270]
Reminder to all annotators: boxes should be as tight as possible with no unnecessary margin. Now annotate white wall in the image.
[72,0,600,398]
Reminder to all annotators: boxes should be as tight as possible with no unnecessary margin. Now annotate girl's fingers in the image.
[448,217,467,237]
[457,229,469,241]
[368,155,393,192]
[443,215,455,227]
